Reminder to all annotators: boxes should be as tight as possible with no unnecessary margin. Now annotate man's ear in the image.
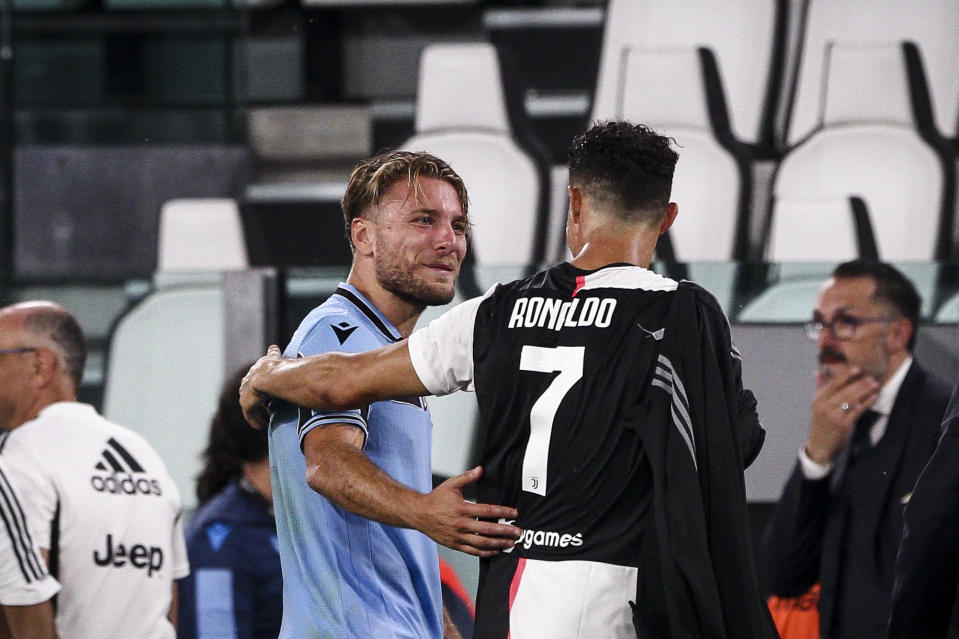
[351,217,374,256]
[568,186,583,224]
[31,348,59,390]
[659,202,678,235]
[889,317,913,352]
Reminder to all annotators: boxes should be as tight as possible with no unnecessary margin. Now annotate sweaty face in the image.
[370,177,467,307]
[813,276,899,383]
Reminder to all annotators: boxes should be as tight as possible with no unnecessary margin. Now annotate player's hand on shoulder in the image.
[416,466,522,558]
[239,345,283,430]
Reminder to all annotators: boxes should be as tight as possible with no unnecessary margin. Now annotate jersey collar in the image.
[333,283,403,342]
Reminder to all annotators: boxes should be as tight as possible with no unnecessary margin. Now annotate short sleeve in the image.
[408,293,490,396]
[0,459,60,606]
[1,436,58,550]
[171,510,191,580]
[292,312,373,449]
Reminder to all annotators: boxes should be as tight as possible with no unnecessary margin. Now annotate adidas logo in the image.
[89,438,162,497]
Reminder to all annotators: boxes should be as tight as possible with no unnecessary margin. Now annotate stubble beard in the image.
[375,258,457,308]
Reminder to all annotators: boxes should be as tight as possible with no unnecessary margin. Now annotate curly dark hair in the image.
[195,363,269,505]
[567,120,678,225]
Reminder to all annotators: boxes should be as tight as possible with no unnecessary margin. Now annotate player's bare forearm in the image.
[240,342,429,428]
[304,426,521,557]
[2,601,57,639]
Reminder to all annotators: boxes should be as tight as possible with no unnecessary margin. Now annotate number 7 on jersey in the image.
[519,345,584,496]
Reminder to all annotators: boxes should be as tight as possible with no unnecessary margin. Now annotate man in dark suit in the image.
[888,375,959,639]
[762,260,952,639]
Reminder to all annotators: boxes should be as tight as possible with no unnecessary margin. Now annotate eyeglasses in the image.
[0,347,37,356]
[804,316,895,341]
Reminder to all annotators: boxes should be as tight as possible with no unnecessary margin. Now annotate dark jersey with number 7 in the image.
[407,261,769,639]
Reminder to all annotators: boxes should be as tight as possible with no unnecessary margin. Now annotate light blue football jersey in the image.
[268,283,442,639]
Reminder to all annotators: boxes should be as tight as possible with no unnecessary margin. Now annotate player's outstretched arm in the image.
[240,342,429,429]
[304,425,521,557]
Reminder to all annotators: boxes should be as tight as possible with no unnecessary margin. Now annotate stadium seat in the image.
[771,43,953,261]
[737,277,825,323]
[739,261,941,323]
[592,0,786,150]
[784,0,959,145]
[766,196,876,262]
[616,47,751,261]
[401,43,550,270]
[103,198,249,510]
[102,285,226,512]
[157,199,247,273]
[935,292,959,322]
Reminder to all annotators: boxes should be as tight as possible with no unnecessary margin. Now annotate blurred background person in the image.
[178,365,281,639]
[0,301,189,639]
[888,372,959,639]
[762,261,954,639]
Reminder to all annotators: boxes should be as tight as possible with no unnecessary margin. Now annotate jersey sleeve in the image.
[0,459,60,606]
[689,281,766,468]
[1,436,58,551]
[171,510,190,580]
[292,312,372,449]
[408,293,488,396]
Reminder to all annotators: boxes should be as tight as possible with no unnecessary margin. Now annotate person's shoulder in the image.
[291,294,389,356]
[4,402,99,454]
[678,280,725,313]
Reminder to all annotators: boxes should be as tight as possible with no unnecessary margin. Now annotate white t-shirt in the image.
[0,402,189,639]
[0,457,59,606]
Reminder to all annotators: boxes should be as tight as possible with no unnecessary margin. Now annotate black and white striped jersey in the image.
[410,262,700,566]
[409,261,762,638]
[0,455,59,606]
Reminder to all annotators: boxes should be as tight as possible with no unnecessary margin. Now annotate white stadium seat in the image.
[773,44,948,261]
[402,43,546,269]
[785,0,959,144]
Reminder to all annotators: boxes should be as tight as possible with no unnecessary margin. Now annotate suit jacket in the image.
[762,361,951,639]
[888,375,959,639]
